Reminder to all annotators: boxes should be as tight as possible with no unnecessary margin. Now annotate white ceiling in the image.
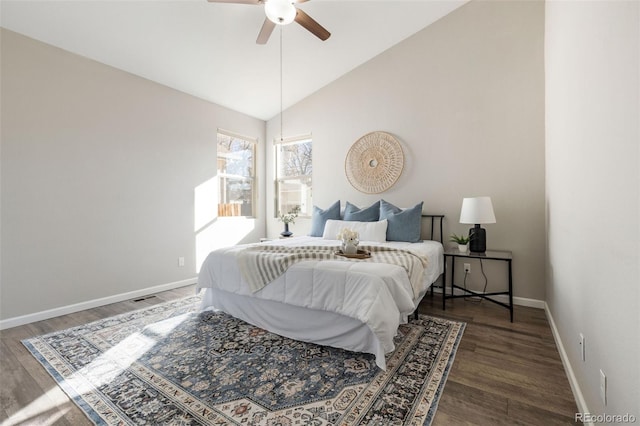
[1,0,467,120]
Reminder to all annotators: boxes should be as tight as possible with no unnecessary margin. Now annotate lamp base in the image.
[469,225,486,253]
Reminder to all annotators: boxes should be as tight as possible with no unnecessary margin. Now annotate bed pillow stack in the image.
[309,200,341,237]
[343,201,380,222]
[379,200,423,243]
[309,199,423,243]
[322,219,388,242]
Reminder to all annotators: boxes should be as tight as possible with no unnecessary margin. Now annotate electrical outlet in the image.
[579,333,585,361]
[464,263,471,273]
[600,369,607,405]
[178,257,185,267]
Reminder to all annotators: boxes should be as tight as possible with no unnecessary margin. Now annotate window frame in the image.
[217,128,257,218]
[274,134,313,219]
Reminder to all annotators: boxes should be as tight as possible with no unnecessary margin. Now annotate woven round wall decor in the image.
[345,131,404,194]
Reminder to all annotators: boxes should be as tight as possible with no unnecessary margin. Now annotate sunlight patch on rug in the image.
[22,296,465,425]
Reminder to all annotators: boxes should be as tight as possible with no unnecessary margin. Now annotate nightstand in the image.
[259,237,292,242]
[442,248,513,322]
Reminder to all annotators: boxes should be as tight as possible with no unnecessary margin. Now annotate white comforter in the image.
[197,237,443,364]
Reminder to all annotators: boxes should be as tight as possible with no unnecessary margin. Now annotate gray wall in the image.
[1,29,265,321]
[266,0,546,301]
[545,1,639,418]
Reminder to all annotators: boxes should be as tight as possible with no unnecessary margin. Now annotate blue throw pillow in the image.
[309,201,341,237]
[343,201,380,222]
[379,200,424,242]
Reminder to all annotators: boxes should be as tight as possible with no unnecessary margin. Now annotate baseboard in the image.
[0,277,198,330]
[509,295,545,309]
[544,302,591,425]
[431,286,545,309]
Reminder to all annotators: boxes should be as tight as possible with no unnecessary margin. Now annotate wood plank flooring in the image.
[0,285,579,425]
[418,294,579,425]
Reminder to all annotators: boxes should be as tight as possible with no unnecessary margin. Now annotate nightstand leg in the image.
[446,256,456,309]
[442,257,447,310]
[509,259,513,322]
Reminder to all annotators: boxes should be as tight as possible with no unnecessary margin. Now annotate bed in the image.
[196,213,444,370]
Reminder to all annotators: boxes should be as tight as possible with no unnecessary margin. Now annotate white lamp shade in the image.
[265,0,296,25]
[459,196,496,224]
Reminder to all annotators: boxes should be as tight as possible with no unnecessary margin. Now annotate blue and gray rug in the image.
[23,295,465,425]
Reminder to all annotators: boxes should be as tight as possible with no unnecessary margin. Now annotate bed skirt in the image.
[199,287,389,369]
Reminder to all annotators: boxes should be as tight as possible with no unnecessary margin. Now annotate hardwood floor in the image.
[0,285,579,425]
[418,294,579,425]
[0,286,196,426]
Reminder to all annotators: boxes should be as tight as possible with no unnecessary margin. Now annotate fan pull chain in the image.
[279,26,284,142]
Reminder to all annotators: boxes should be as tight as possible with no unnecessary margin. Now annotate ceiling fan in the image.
[207,0,331,44]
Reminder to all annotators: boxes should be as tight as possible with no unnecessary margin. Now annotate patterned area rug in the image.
[23,295,465,425]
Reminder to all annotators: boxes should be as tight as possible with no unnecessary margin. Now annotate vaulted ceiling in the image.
[1,0,468,120]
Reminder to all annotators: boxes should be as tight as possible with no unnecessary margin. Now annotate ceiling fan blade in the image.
[256,17,276,44]
[294,8,330,41]
[207,0,262,4]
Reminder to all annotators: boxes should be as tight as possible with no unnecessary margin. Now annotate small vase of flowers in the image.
[279,206,300,238]
[337,228,360,255]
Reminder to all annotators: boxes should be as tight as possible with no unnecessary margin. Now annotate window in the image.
[217,130,256,217]
[275,135,312,217]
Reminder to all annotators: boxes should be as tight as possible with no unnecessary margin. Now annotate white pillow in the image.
[322,219,388,243]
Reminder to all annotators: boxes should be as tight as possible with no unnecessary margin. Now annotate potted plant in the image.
[449,232,472,252]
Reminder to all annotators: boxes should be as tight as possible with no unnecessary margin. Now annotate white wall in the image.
[0,29,266,321]
[266,0,546,301]
[545,0,639,418]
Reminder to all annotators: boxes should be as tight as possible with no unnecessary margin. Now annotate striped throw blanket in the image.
[237,244,428,293]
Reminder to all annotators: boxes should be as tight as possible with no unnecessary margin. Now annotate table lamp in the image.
[459,196,496,253]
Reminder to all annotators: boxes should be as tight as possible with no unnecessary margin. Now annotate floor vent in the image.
[133,295,157,303]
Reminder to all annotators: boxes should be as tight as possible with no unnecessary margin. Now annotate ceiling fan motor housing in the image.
[265,0,296,25]
[207,0,330,44]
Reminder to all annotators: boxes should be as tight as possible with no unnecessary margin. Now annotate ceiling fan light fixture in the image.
[265,0,296,25]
